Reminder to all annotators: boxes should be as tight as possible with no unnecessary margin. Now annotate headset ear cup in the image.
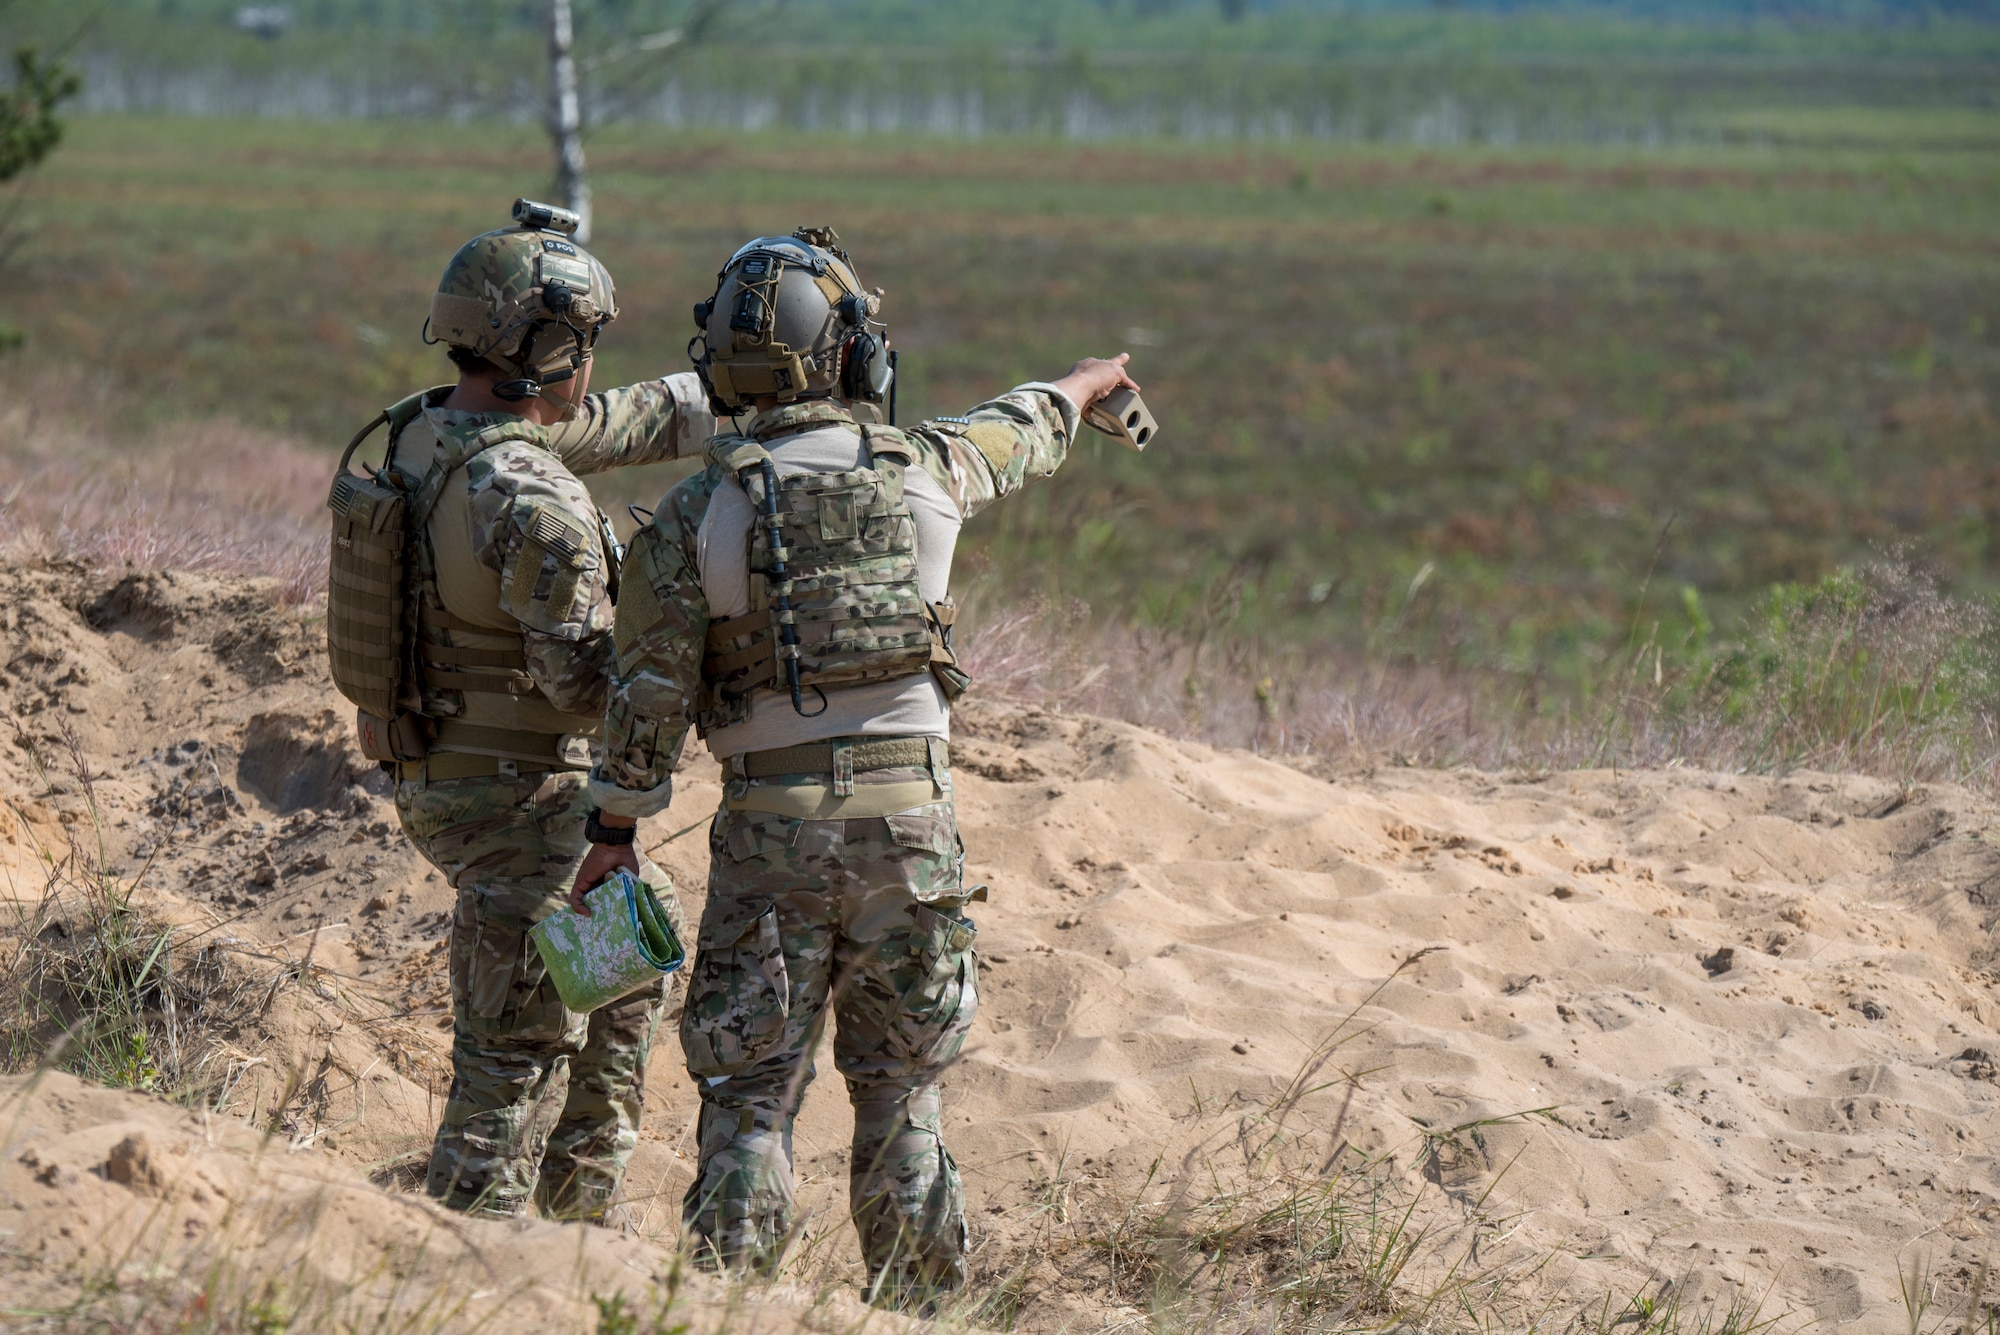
[871,340,894,402]
[844,332,889,403]
[689,334,733,417]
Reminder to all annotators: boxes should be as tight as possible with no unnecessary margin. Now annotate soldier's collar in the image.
[745,398,857,442]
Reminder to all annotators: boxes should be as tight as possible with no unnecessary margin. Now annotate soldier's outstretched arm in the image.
[585,499,709,823]
[901,354,1139,521]
[542,370,718,475]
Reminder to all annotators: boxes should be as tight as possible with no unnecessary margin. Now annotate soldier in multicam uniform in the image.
[569,227,1140,1307]
[348,202,713,1221]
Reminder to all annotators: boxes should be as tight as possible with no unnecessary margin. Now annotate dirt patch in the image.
[236,709,371,814]
[4,563,2000,1332]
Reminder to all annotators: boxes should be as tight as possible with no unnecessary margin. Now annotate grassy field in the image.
[4,112,1997,706]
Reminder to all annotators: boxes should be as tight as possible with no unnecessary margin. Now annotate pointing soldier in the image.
[570,226,1140,1306]
[326,201,712,1221]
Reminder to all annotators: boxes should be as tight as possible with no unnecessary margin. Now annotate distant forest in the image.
[18,0,1998,142]
[61,0,2000,48]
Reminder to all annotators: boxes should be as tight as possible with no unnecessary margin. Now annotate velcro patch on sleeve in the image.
[499,502,601,633]
[614,566,667,655]
[964,423,1019,474]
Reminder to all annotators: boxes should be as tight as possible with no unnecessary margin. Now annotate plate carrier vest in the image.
[697,424,967,733]
[327,388,610,771]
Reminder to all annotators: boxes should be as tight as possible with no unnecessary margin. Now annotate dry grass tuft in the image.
[0,372,328,606]
[958,552,2000,794]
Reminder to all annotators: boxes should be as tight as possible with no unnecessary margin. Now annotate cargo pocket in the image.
[447,893,479,1018]
[724,812,803,864]
[884,803,955,856]
[455,887,575,1041]
[884,802,962,902]
[466,920,528,1020]
[680,904,791,1078]
[885,904,979,1065]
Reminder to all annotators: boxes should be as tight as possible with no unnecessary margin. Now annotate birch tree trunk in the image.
[547,0,592,243]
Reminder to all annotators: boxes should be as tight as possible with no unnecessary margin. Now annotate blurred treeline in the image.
[24,0,2000,144]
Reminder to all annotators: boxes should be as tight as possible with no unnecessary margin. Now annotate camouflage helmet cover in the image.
[428,200,619,386]
[690,225,887,414]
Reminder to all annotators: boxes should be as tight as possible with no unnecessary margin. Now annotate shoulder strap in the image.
[859,423,916,467]
[705,435,770,476]
[407,412,548,533]
[704,435,774,512]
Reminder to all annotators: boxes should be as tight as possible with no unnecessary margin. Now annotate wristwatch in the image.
[584,810,636,846]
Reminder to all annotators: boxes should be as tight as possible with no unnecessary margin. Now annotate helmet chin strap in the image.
[541,340,590,423]
[491,327,589,416]
[549,381,584,423]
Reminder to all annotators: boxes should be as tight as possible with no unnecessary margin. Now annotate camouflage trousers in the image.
[395,768,682,1221]
[681,763,978,1308]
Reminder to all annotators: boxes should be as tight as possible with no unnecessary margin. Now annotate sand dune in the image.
[4,564,1997,1331]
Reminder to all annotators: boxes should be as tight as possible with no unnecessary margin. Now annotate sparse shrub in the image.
[1,719,259,1104]
[1719,560,1994,778]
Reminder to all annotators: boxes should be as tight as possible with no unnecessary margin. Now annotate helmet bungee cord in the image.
[688,225,892,418]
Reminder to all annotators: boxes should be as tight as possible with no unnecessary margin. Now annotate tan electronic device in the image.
[1084,387,1157,451]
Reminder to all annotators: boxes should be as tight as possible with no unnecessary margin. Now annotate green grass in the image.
[3,111,1997,700]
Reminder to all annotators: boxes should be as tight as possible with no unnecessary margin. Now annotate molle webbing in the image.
[325,391,437,720]
[698,429,937,720]
[416,630,538,697]
[702,609,776,683]
[326,479,404,718]
[424,605,508,634]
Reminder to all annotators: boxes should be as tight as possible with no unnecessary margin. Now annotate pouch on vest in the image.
[354,708,429,764]
[326,391,437,722]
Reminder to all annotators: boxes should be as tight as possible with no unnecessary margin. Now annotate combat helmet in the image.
[426,199,618,401]
[689,226,891,416]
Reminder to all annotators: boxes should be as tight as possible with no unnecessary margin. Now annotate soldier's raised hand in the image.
[1051,353,1141,411]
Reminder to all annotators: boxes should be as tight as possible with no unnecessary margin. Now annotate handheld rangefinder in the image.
[1084,387,1157,452]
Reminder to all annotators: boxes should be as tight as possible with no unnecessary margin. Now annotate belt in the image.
[725,778,941,820]
[396,753,564,783]
[730,736,946,780]
[431,720,594,767]
[397,720,595,784]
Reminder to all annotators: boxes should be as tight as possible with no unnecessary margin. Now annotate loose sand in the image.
[3,563,1996,1331]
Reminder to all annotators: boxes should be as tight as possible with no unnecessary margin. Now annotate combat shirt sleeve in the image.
[542,371,717,476]
[587,481,713,818]
[462,445,619,716]
[897,383,1080,522]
